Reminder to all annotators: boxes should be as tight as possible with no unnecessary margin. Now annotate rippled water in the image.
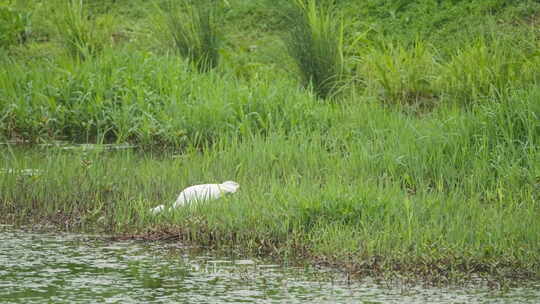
[1,228,539,304]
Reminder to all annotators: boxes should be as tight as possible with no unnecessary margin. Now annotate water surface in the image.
[1,228,538,303]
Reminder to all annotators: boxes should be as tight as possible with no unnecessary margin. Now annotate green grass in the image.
[283,0,345,99]
[1,0,540,282]
[358,40,439,106]
[52,0,114,60]
[0,2,31,47]
[153,0,222,72]
[2,109,539,279]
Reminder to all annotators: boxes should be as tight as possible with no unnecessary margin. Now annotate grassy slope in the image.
[1,0,540,281]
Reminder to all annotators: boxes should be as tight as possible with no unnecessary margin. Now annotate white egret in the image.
[150,181,239,214]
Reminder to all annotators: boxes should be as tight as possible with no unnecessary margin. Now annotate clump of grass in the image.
[438,36,540,105]
[155,0,221,72]
[53,0,112,60]
[0,3,31,47]
[283,0,345,99]
[358,40,439,107]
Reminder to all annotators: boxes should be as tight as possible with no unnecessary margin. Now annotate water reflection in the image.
[0,228,538,303]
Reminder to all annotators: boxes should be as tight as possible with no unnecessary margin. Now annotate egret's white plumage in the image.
[151,181,239,214]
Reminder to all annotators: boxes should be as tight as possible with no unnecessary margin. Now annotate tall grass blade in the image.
[156,0,221,72]
[284,0,345,100]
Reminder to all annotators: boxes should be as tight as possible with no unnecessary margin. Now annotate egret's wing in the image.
[151,204,165,214]
[174,184,215,206]
[153,182,237,215]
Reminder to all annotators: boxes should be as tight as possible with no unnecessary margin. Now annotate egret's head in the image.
[220,181,240,193]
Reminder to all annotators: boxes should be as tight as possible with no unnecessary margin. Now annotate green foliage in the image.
[354,32,540,107]
[0,49,319,146]
[438,36,540,103]
[284,0,345,99]
[342,0,540,47]
[53,0,113,60]
[154,0,221,72]
[1,0,540,280]
[0,4,31,47]
[2,113,540,276]
[359,41,439,106]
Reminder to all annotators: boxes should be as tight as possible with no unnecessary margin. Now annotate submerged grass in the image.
[1,0,540,283]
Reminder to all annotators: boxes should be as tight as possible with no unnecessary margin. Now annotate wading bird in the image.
[150,181,240,214]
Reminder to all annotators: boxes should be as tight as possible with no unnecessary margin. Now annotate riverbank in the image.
[2,144,539,284]
[1,0,540,283]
